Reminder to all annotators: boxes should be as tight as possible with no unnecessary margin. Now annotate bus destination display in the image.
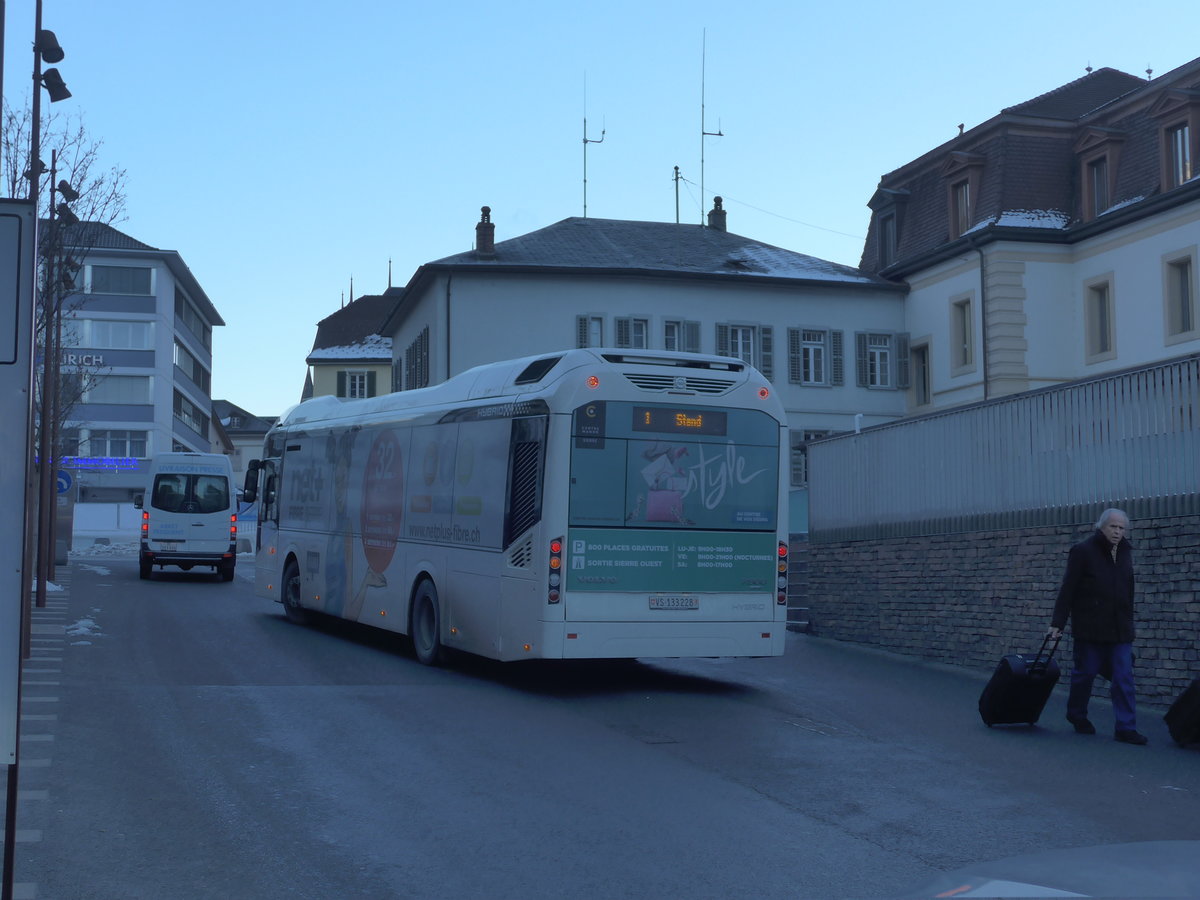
[632,406,727,436]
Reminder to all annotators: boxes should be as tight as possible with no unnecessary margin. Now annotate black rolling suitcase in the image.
[1164,678,1200,746]
[979,634,1061,727]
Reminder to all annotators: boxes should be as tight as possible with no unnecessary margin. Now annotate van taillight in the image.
[230,513,237,537]
[777,541,789,605]
[547,537,562,603]
[141,510,149,537]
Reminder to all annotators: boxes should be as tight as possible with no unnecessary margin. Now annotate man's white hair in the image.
[1096,508,1129,530]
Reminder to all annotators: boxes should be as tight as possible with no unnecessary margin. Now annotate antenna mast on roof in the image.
[700,28,723,226]
[582,73,605,218]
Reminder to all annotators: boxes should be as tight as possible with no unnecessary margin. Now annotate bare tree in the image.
[2,98,128,456]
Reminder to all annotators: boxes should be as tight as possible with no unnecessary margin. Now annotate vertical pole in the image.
[33,0,51,610]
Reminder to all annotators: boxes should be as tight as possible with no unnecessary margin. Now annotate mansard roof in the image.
[306,293,395,364]
[860,57,1200,278]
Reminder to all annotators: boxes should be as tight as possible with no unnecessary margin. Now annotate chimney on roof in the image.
[707,196,727,232]
[475,206,495,257]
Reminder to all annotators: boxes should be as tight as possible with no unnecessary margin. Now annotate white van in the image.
[134,452,238,581]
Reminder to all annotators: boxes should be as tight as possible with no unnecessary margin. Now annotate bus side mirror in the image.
[242,462,259,504]
[133,493,143,510]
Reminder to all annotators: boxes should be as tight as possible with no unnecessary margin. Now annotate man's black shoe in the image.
[1067,716,1096,734]
[1115,729,1149,745]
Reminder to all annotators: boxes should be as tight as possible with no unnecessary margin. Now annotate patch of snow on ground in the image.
[67,617,102,639]
[78,563,112,576]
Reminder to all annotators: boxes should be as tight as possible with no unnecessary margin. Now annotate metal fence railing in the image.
[809,354,1200,541]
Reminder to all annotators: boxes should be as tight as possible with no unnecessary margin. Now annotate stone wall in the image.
[801,513,1200,709]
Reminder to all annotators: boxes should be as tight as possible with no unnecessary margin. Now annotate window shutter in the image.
[392,362,403,393]
[788,328,801,383]
[854,333,869,387]
[576,315,589,348]
[615,317,631,348]
[895,333,910,389]
[336,371,347,398]
[684,320,700,353]
[758,326,774,381]
[830,331,844,386]
[367,371,377,397]
[716,324,730,357]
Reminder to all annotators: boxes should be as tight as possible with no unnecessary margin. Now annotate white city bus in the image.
[244,348,789,664]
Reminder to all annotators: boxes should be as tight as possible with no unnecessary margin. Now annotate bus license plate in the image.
[650,595,698,610]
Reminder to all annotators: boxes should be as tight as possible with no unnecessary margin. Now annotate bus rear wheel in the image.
[280,560,309,625]
[411,580,444,666]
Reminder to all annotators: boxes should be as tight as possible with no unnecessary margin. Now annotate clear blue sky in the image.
[3,0,1196,417]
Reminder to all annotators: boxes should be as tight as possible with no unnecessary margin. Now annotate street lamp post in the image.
[30,1,71,610]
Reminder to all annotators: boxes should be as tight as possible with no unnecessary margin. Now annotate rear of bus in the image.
[544,350,788,658]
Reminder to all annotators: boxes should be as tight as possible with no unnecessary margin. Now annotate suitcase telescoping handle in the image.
[1031,632,1061,671]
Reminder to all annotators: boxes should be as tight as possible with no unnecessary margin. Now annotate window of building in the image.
[337,370,376,399]
[789,429,831,487]
[1088,157,1109,216]
[942,151,984,239]
[855,332,910,389]
[173,390,209,435]
[716,323,774,380]
[1085,278,1116,361]
[85,374,151,404]
[615,317,649,348]
[787,328,844,386]
[175,289,213,351]
[911,343,931,407]
[664,319,700,352]
[1167,123,1193,188]
[66,318,153,350]
[952,180,971,235]
[1165,253,1197,340]
[951,296,974,372]
[404,326,430,390]
[70,428,148,458]
[174,341,211,392]
[879,213,897,267]
[1074,128,1126,222]
[89,265,152,295]
[576,315,604,348]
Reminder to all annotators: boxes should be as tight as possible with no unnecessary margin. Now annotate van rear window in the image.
[151,474,230,514]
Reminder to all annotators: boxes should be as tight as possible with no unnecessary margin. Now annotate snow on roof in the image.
[306,333,392,360]
[966,209,1071,233]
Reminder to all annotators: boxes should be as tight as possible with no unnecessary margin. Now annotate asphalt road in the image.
[9,556,1200,899]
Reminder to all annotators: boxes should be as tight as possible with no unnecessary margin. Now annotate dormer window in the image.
[1150,90,1200,191]
[942,152,985,238]
[1075,128,1125,222]
[1167,122,1192,187]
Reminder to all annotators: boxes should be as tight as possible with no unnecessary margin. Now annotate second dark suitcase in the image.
[979,634,1061,727]
[1164,678,1200,747]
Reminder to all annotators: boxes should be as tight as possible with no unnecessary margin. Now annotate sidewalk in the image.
[13,565,72,900]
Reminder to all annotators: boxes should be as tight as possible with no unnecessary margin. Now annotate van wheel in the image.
[410,580,444,666]
[280,560,309,624]
[219,561,235,582]
[139,558,151,580]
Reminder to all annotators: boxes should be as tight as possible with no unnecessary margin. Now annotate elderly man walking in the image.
[1048,508,1148,745]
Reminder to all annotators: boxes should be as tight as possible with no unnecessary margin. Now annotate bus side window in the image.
[262,472,279,523]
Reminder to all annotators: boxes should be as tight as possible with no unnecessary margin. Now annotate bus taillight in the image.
[777,541,788,605]
[548,537,563,603]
